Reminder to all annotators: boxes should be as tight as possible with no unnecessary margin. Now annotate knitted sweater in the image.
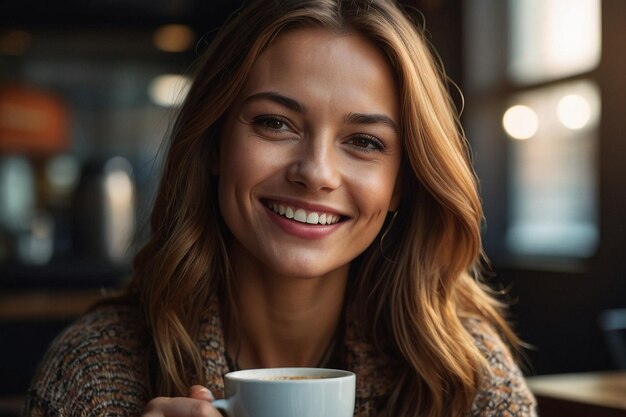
[22,300,537,417]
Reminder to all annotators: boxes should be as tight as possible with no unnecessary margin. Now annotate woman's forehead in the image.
[236,27,399,122]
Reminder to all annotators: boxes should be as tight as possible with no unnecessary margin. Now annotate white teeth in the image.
[267,201,340,225]
[294,209,307,222]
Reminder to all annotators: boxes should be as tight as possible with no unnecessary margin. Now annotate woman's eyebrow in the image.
[243,91,307,113]
[345,112,399,133]
[242,92,398,133]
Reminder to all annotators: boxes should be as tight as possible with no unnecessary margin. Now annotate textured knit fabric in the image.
[22,300,537,417]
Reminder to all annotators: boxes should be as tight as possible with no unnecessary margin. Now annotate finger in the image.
[188,385,215,401]
[143,397,222,417]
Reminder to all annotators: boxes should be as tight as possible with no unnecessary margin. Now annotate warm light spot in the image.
[557,94,591,130]
[103,157,135,263]
[503,105,539,140]
[148,74,191,107]
[153,24,195,53]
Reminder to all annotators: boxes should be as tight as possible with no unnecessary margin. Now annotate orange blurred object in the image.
[0,84,70,155]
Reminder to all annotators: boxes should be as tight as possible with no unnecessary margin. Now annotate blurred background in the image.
[0,0,625,414]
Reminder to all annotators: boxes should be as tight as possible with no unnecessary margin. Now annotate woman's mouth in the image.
[264,200,343,225]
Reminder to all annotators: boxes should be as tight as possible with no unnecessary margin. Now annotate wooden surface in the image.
[0,290,106,321]
[528,371,626,416]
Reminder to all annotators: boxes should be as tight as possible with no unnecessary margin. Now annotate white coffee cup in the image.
[212,367,356,417]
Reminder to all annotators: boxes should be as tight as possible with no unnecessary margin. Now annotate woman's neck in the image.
[226,250,349,369]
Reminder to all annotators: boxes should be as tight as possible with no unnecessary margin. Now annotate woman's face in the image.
[217,27,402,279]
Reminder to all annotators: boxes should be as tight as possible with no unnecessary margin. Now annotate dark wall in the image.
[497,267,616,374]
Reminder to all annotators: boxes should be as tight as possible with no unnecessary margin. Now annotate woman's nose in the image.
[286,138,341,192]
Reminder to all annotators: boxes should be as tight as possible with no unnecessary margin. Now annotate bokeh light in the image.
[153,24,195,53]
[148,74,191,107]
[557,94,592,130]
[503,105,539,140]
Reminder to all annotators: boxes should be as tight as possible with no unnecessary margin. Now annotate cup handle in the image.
[211,399,231,416]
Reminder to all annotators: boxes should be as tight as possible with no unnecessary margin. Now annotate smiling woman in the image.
[22,1,537,417]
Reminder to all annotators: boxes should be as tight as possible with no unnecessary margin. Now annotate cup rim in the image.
[224,367,355,382]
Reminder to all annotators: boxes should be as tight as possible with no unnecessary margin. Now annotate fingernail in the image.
[201,387,215,401]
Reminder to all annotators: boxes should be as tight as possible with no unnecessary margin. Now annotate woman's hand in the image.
[142,385,224,417]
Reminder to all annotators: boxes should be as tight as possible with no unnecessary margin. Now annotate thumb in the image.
[188,385,215,401]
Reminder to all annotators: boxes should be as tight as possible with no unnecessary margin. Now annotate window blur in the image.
[465,0,602,263]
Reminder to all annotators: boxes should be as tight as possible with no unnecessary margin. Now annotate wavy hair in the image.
[130,0,520,415]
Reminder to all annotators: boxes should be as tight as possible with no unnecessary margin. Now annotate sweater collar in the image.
[198,297,394,406]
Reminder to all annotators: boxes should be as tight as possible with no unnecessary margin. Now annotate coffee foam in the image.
[260,375,328,381]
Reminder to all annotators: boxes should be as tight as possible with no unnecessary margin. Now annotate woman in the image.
[23,0,537,416]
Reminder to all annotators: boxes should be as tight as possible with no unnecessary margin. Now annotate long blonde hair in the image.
[130,0,520,415]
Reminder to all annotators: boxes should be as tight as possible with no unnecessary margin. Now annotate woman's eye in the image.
[253,115,290,132]
[348,135,384,152]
